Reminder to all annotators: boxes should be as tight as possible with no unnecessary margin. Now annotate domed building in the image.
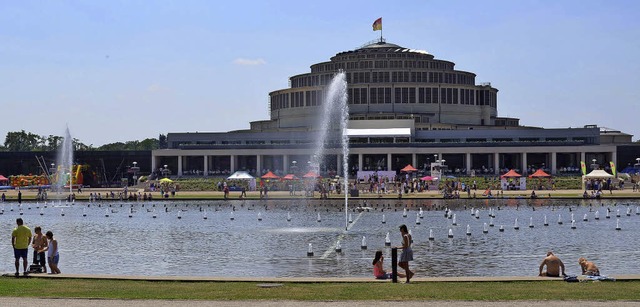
[152,39,631,179]
[266,40,503,132]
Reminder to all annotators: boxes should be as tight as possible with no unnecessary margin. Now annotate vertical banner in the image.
[580,161,586,175]
[610,161,616,177]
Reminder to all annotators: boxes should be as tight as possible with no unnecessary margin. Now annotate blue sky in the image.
[1,0,639,146]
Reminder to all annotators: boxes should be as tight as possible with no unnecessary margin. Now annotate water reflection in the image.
[0,198,638,277]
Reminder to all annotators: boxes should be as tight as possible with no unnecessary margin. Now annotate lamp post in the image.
[131,161,140,185]
[162,164,170,178]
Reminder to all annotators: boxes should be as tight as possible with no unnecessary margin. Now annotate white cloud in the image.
[233,58,266,66]
[147,84,166,93]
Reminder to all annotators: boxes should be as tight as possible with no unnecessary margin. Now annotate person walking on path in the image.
[11,218,31,277]
[44,231,61,274]
[398,224,414,283]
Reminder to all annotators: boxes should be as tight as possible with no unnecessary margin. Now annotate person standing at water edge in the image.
[538,251,565,277]
[44,231,61,274]
[11,218,31,276]
[398,224,414,282]
[31,226,48,273]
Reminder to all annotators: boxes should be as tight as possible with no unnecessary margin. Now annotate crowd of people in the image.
[11,218,60,277]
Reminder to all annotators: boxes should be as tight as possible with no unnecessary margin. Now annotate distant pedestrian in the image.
[11,218,31,277]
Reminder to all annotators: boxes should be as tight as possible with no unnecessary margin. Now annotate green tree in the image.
[73,138,93,151]
[97,142,126,151]
[138,138,159,150]
[3,130,42,151]
[45,135,63,151]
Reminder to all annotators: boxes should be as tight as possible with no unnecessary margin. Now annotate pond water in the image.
[1,198,638,278]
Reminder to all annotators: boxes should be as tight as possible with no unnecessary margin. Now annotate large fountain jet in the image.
[53,125,74,195]
[312,71,349,229]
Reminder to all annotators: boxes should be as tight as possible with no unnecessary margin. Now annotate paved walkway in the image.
[4,187,640,201]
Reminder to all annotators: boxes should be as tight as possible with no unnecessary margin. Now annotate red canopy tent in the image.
[282,174,299,180]
[302,171,320,179]
[420,175,433,181]
[528,169,551,178]
[261,171,280,179]
[500,169,522,179]
[400,164,418,172]
[0,175,8,183]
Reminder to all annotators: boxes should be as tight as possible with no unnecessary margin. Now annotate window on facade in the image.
[545,137,567,142]
[270,140,291,144]
[520,138,540,142]
[452,88,458,104]
[353,88,361,104]
[361,88,368,104]
[221,140,242,145]
[466,138,486,143]
[370,88,378,104]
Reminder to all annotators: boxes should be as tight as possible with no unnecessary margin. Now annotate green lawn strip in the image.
[0,279,638,301]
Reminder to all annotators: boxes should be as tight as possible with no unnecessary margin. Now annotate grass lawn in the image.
[0,278,638,301]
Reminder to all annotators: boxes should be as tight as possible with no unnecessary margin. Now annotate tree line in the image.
[0,130,168,152]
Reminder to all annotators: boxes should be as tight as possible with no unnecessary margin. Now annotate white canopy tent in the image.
[583,170,614,178]
[227,171,254,180]
[582,169,614,190]
[227,171,256,191]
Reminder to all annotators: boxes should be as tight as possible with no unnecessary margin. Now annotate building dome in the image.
[268,40,502,132]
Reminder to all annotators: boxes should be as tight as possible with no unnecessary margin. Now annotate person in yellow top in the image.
[11,218,31,277]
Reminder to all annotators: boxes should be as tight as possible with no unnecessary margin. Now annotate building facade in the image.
[152,40,633,178]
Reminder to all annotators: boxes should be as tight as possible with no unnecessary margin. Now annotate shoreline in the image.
[4,272,640,282]
[2,188,640,201]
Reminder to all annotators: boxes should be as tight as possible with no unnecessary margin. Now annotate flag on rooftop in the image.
[372,18,382,31]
